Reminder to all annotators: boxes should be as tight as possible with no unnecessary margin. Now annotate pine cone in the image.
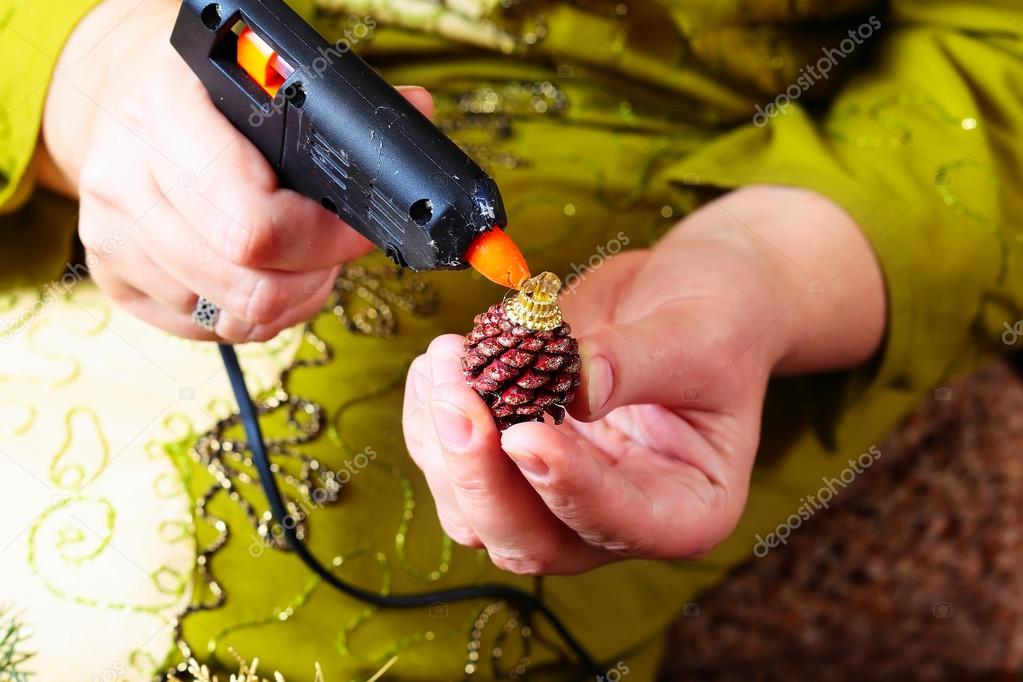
[462,273,581,430]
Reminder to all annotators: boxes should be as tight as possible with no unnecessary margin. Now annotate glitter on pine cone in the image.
[462,272,582,430]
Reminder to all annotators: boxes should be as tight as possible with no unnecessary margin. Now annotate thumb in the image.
[570,309,716,421]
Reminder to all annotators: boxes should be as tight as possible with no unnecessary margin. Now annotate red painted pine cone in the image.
[462,301,581,430]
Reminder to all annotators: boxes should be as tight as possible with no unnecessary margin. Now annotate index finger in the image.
[425,336,607,574]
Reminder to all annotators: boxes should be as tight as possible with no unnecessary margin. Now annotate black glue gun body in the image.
[170,0,507,271]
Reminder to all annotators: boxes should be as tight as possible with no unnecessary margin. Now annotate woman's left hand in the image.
[402,185,886,574]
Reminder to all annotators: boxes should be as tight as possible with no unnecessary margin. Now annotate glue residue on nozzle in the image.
[465,227,531,289]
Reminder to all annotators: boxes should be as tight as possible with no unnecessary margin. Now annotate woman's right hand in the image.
[41,0,433,342]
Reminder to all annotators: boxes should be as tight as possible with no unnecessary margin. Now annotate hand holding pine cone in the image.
[462,272,582,430]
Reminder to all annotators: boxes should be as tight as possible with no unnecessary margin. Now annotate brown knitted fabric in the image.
[660,359,1023,681]
[462,302,581,430]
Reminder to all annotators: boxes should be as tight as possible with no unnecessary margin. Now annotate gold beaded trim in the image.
[168,262,440,677]
[504,272,564,331]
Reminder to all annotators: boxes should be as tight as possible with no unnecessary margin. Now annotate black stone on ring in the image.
[192,297,220,332]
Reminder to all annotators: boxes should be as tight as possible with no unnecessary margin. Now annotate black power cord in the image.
[218,343,602,677]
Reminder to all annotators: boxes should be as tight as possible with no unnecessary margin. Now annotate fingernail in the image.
[431,393,473,451]
[583,352,613,414]
[508,449,549,479]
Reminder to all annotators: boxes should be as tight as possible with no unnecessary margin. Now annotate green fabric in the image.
[0,0,95,209]
[4,0,1023,679]
[0,0,100,286]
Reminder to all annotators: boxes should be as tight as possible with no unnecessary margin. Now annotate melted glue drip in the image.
[505,272,564,331]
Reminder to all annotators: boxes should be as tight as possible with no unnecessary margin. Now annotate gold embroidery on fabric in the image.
[170,264,446,676]
[457,81,568,117]
[329,263,438,337]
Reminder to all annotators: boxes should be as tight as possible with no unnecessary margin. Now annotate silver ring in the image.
[192,296,220,332]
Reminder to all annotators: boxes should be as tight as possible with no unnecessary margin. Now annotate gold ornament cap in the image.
[505,272,564,331]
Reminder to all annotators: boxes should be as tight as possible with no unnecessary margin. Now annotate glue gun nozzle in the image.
[465,227,531,289]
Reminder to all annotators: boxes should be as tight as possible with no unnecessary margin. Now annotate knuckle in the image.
[438,515,481,548]
[180,73,208,100]
[542,490,586,521]
[488,547,554,576]
[215,310,257,343]
[110,88,149,130]
[531,466,583,513]
[107,283,135,305]
[218,328,251,345]
[219,141,277,193]
[78,166,106,202]
[578,531,647,556]
[237,277,283,325]
[217,321,254,344]
[449,475,492,503]
[77,179,121,227]
[92,271,133,305]
[170,289,197,314]
[77,218,104,254]
[297,273,333,305]
[226,207,275,267]
[245,324,283,344]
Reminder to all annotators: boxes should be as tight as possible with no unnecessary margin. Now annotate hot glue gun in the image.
[170,0,529,288]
